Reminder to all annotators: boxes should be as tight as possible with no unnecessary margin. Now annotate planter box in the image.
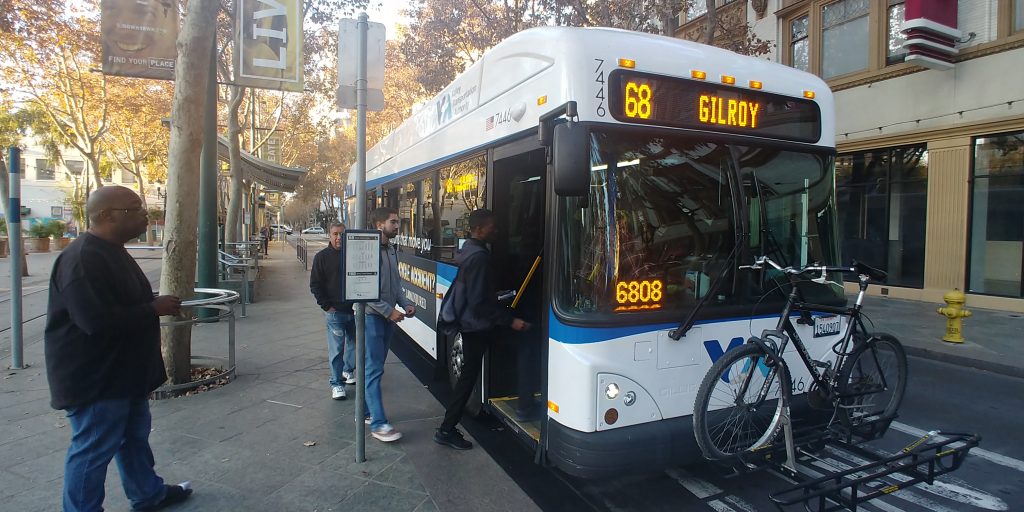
[0,238,7,258]
[55,237,71,250]
[25,237,50,253]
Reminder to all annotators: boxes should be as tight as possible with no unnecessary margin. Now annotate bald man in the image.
[45,186,192,511]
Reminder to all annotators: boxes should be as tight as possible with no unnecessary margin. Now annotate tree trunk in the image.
[160,0,219,385]
[703,0,718,45]
[225,86,244,243]
[88,154,104,190]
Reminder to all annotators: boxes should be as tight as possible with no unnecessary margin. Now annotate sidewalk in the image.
[0,240,539,512]
[854,293,1024,379]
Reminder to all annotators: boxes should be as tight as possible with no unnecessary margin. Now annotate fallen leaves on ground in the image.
[302,440,316,447]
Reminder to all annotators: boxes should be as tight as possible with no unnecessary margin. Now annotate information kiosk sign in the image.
[342,229,381,302]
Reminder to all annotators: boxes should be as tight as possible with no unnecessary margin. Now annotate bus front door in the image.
[487,148,548,442]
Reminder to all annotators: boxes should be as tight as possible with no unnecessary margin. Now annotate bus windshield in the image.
[557,129,843,319]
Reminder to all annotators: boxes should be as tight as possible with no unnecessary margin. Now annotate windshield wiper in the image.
[667,233,745,340]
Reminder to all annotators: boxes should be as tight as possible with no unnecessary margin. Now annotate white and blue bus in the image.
[347,26,846,478]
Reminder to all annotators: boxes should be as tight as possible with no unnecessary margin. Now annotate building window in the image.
[821,0,870,79]
[791,15,810,72]
[121,170,136,184]
[836,144,928,288]
[886,0,907,65]
[20,157,26,179]
[36,159,55,180]
[1016,0,1024,32]
[969,131,1024,298]
[65,160,83,177]
[686,1,708,23]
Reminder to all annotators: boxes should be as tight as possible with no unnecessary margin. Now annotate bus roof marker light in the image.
[803,90,816,99]
[618,58,636,69]
[547,400,559,413]
[721,75,736,85]
[691,69,707,80]
[537,95,548,106]
[749,80,763,89]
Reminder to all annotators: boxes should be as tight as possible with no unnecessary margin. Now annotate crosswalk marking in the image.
[665,468,723,499]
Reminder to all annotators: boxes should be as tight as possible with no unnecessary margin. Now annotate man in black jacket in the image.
[434,209,529,450]
[45,186,192,511]
[309,222,355,400]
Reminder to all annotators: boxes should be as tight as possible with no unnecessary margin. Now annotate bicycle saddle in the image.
[852,260,887,282]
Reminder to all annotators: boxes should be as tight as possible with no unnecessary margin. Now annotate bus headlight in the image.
[605,383,620,399]
[623,391,637,406]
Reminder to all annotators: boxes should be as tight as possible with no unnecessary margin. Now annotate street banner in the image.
[100,0,178,80]
[236,0,304,92]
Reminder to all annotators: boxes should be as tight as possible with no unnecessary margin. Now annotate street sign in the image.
[337,18,385,111]
[342,229,381,302]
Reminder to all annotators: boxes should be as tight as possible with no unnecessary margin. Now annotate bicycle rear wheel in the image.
[837,333,907,428]
[693,343,790,460]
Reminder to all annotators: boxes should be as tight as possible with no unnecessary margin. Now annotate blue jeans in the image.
[325,310,355,386]
[363,313,394,429]
[63,398,166,512]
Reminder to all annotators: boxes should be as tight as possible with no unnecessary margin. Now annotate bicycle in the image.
[692,256,908,465]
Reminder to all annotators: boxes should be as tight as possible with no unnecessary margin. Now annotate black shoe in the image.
[134,483,193,511]
[433,428,473,450]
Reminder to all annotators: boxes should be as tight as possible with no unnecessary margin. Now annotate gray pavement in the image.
[857,293,1024,379]
[0,240,539,512]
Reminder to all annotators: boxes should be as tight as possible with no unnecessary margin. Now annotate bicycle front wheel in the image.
[837,333,907,428]
[693,343,790,460]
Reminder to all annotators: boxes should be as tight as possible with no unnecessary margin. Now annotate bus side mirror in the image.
[552,122,590,197]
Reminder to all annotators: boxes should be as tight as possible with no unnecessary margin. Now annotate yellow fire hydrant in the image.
[937,289,971,343]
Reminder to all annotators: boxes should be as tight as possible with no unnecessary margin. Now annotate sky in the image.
[362,1,413,39]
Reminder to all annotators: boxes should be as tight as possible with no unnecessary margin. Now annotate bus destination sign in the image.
[609,70,822,143]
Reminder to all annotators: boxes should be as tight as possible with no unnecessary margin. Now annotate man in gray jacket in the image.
[364,207,416,442]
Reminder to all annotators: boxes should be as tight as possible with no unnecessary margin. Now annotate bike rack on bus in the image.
[719,416,981,512]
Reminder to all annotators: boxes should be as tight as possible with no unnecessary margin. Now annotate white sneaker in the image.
[371,423,402,442]
[342,371,356,385]
[331,386,347,400]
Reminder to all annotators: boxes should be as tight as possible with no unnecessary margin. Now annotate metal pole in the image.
[8,147,24,369]
[197,40,218,310]
[354,12,369,464]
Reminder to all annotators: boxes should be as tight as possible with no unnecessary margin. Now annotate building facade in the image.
[8,136,162,229]
[677,0,1024,311]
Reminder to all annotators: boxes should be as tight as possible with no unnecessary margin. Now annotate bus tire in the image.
[446,332,484,418]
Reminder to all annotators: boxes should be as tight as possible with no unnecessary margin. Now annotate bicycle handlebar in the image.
[740,256,863,284]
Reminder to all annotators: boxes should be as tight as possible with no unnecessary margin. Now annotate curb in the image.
[904,344,1024,380]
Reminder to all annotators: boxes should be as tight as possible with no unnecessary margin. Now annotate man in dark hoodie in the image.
[45,186,192,511]
[434,209,530,450]
[310,222,355,400]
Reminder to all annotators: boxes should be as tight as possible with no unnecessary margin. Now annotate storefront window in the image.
[836,144,928,287]
[969,131,1024,298]
[1016,0,1024,32]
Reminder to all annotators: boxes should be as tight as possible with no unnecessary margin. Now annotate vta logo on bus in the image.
[703,338,770,382]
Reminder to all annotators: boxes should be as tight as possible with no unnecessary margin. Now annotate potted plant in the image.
[26,221,52,252]
[51,220,70,250]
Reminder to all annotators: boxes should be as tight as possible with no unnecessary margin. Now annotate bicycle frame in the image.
[739,270,876,409]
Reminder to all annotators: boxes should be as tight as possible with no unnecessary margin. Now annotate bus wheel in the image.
[446,332,484,418]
